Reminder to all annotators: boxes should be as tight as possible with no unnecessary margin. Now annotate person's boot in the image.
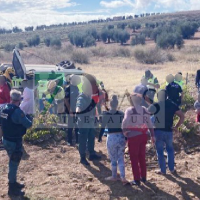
[80,157,90,166]
[14,182,25,189]
[8,183,25,196]
[88,154,101,161]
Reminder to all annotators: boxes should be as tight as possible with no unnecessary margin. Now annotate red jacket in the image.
[0,83,10,104]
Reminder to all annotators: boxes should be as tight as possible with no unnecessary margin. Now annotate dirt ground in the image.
[0,131,200,200]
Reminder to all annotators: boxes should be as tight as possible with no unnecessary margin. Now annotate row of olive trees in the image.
[139,21,199,49]
[3,35,62,51]
[68,26,131,47]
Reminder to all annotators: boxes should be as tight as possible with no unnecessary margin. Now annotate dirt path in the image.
[0,136,200,200]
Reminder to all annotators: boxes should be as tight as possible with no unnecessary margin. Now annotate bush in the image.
[44,37,51,47]
[23,113,64,143]
[156,32,184,49]
[112,47,131,57]
[18,42,24,50]
[131,35,146,46]
[133,46,173,64]
[101,28,114,43]
[178,22,199,39]
[129,23,141,32]
[90,46,108,57]
[83,35,96,47]
[113,29,130,45]
[71,50,89,64]
[4,44,15,52]
[117,22,127,30]
[27,35,40,47]
[50,38,62,49]
[68,31,96,47]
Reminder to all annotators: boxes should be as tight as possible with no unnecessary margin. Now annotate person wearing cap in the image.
[143,70,160,103]
[1,90,32,196]
[148,90,184,175]
[165,74,183,107]
[174,72,183,89]
[0,75,10,149]
[122,93,155,186]
[76,82,101,166]
[65,75,80,146]
[44,80,65,114]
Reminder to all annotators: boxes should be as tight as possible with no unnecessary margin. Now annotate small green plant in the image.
[23,112,62,143]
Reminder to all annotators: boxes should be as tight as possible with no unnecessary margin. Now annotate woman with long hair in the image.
[99,95,128,185]
[122,93,155,186]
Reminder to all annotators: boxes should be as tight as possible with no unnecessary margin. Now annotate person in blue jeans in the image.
[76,82,101,166]
[148,90,184,174]
[99,95,128,185]
[1,90,32,196]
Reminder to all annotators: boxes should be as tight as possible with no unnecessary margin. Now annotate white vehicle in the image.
[11,48,84,88]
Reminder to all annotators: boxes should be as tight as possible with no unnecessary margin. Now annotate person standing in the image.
[76,82,101,166]
[143,70,160,103]
[148,90,184,175]
[20,80,34,116]
[0,75,10,149]
[65,75,80,146]
[134,77,149,107]
[165,74,183,107]
[122,93,155,186]
[1,90,32,196]
[99,95,128,185]
[174,72,183,89]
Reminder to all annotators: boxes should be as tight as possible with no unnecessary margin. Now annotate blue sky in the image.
[0,0,200,29]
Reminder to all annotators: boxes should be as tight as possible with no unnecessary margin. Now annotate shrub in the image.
[4,44,15,52]
[44,37,51,47]
[90,46,108,57]
[68,31,96,47]
[18,42,24,50]
[83,35,96,47]
[101,28,114,43]
[156,32,184,49]
[117,22,127,30]
[23,113,64,143]
[107,25,114,29]
[129,23,141,32]
[131,35,146,46]
[112,47,131,57]
[71,50,89,64]
[27,35,40,47]
[12,26,22,33]
[50,38,62,49]
[178,22,199,39]
[113,29,130,45]
[133,46,173,64]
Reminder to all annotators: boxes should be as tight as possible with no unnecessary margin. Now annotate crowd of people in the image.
[0,68,199,197]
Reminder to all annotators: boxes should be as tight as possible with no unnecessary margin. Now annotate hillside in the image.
[0,10,200,47]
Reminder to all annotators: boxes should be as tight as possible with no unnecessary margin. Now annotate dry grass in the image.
[0,33,200,110]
